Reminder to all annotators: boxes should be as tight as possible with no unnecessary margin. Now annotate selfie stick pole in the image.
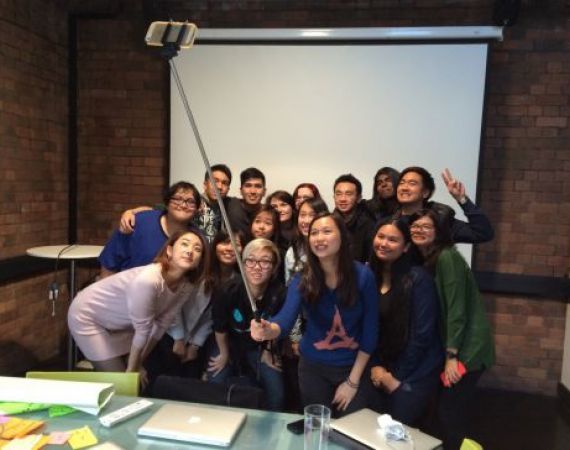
[154,23,259,318]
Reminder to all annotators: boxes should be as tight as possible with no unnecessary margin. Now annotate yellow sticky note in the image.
[67,426,98,450]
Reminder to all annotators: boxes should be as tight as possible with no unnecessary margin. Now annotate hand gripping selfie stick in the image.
[145,21,260,320]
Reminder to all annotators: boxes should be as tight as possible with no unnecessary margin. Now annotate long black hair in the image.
[300,212,357,307]
[203,229,243,295]
[368,217,415,366]
[409,207,453,275]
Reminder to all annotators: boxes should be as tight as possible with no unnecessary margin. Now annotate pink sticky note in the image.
[0,415,9,424]
[49,431,71,445]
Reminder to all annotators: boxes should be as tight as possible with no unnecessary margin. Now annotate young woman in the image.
[366,167,400,220]
[284,198,329,285]
[292,183,322,210]
[144,230,243,382]
[410,208,495,449]
[208,238,286,411]
[368,218,443,426]
[267,190,296,248]
[249,204,280,243]
[68,229,209,385]
[251,213,378,417]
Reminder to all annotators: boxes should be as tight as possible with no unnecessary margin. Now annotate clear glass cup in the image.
[304,404,331,450]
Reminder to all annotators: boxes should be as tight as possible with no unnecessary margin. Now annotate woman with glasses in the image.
[251,213,378,417]
[368,217,443,426]
[99,181,201,277]
[208,238,286,411]
[410,208,495,449]
[69,230,208,387]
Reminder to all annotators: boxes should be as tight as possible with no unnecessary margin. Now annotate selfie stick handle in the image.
[160,27,258,316]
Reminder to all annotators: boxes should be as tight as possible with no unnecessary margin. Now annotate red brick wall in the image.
[2,1,569,394]
[0,0,70,373]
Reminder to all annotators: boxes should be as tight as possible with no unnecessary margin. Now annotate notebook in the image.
[137,403,246,447]
[331,408,442,450]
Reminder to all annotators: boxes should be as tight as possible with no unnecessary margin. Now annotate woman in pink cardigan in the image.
[68,229,209,384]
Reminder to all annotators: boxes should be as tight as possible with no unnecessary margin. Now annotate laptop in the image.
[137,403,246,447]
[331,408,442,450]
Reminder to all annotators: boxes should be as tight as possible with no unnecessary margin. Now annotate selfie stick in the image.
[146,21,259,318]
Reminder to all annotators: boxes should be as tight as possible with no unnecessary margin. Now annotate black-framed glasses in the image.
[170,196,197,208]
[410,223,434,232]
[244,258,273,270]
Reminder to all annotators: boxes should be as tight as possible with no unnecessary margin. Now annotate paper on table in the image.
[68,426,98,449]
[0,377,114,416]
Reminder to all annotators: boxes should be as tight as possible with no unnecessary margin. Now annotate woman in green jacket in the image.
[410,208,494,450]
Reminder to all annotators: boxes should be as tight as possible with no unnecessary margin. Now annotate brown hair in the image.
[154,228,210,284]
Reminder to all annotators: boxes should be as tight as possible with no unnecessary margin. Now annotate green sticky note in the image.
[49,405,77,417]
[0,402,50,415]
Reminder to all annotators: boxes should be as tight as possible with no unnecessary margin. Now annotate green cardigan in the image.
[435,247,495,371]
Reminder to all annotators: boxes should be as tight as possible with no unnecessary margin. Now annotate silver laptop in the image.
[137,403,246,447]
[331,408,442,450]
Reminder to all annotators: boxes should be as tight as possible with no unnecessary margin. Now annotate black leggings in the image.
[298,356,371,418]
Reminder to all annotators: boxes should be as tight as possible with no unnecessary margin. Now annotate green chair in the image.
[26,371,139,397]
[460,438,483,450]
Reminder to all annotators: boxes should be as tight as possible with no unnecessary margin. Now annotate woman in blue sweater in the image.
[251,212,378,416]
[368,217,443,426]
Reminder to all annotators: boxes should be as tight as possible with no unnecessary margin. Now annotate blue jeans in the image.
[207,344,284,411]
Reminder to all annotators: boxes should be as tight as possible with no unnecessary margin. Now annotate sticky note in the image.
[68,426,98,450]
[48,405,76,418]
[0,416,9,424]
[48,431,70,445]
[2,434,41,450]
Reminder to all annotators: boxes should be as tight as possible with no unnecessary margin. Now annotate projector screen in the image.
[170,32,489,261]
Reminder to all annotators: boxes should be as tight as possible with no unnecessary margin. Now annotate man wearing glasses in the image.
[99,181,201,278]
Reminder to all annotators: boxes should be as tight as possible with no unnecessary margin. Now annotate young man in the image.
[333,173,375,262]
[119,164,232,242]
[395,167,494,244]
[193,164,232,242]
[225,167,267,236]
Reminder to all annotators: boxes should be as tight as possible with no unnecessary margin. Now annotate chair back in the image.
[26,371,139,396]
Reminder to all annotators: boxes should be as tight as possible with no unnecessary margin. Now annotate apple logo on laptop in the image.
[187,416,202,425]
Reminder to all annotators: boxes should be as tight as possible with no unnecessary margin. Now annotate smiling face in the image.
[334,182,359,215]
[167,232,203,271]
[251,211,275,239]
[244,247,274,289]
[410,215,436,249]
[309,216,341,261]
[240,177,266,206]
[167,188,198,223]
[270,198,293,223]
[215,236,241,266]
[376,173,395,199]
[297,202,316,237]
[397,171,429,208]
[204,170,231,202]
[373,224,408,263]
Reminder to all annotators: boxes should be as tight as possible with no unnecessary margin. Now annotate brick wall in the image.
[0,0,69,373]
[1,0,568,394]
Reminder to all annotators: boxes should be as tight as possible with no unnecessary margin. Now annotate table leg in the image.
[68,259,76,370]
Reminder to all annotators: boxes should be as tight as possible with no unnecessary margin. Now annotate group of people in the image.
[67,163,495,449]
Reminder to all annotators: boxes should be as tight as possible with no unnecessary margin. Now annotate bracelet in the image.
[345,377,359,389]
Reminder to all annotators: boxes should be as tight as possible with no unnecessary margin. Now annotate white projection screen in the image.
[170,29,491,262]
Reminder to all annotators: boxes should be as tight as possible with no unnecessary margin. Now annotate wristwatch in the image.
[446,350,458,359]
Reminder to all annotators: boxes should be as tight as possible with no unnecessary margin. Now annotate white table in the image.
[26,244,104,370]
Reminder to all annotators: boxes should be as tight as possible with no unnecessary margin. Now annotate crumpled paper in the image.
[377,414,410,441]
